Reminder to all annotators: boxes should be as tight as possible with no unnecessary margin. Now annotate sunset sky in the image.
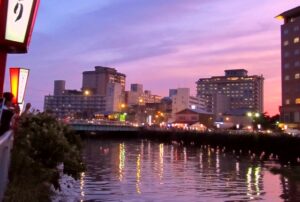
[4,0,300,115]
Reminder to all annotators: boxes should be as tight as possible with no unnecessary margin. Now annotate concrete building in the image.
[277,7,300,128]
[44,93,107,118]
[170,88,206,116]
[54,80,65,96]
[131,83,143,94]
[82,66,126,96]
[106,83,123,113]
[174,108,214,128]
[125,84,161,106]
[196,69,264,116]
[44,67,126,118]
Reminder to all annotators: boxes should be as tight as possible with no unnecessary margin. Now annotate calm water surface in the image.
[72,139,300,202]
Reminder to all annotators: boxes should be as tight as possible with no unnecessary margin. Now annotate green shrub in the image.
[4,112,84,202]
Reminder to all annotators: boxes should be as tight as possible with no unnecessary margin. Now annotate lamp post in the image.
[0,0,40,96]
[247,112,261,132]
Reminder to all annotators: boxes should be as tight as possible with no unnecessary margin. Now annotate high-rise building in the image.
[170,88,206,116]
[44,67,126,118]
[125,84,161,106]
[196,69,264,116]
[131,84,143,94]
[82,66,126,95]
[277,7,300,128]
[54,80,66,96]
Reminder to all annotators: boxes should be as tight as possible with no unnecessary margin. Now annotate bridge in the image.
[69,122,139,132]
[0,131,13,201]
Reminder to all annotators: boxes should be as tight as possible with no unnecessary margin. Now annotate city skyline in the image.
[3,0,300,115]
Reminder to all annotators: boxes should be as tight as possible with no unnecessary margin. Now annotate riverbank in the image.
[80,129,300,165]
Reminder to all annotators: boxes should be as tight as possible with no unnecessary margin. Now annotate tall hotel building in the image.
[277,7,300,128]
[82,66,126,95]
[44,66,125,118]
[196,69,264,116]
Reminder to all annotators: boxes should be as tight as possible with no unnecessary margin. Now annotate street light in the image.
[247,112,253,117]
[257,124,262,130]
[84,90,91,96]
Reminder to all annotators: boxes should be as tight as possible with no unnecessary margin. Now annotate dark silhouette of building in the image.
[277,7,300,128]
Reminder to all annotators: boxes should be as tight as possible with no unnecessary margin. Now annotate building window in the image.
[285,75,290,80]
[295,112,300,123]
[284,29,289,35]
[295,61,300,67]
[294,26,300,31]
[284,40,289,46]
[286,99,290,105]
[294,37,300,43]
[284,63,290,69]
[296,98,300,104]
[295,49,300,55]
[295,73,300,79]
[284,52,290,57]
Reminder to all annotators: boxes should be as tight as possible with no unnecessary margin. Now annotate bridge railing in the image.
[0,130,13,201]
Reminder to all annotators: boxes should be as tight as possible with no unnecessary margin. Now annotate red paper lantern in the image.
[10,67,29,104]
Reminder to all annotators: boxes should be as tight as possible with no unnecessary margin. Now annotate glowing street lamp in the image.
[84,90,91,96]
[257,124,262,130]
[0,0,40,95]
[10,67,29,104]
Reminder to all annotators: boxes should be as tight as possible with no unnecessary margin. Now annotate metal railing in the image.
[0,130,13,201]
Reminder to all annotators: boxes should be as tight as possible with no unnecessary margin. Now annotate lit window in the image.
[294,37,300,43]
[285,75,290,80]
[295,73,300,79]
[286,99,290,105]
[296,98,300,104]
[284,40,289,46]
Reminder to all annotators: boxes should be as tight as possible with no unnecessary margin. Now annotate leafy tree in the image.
[4,112,84,202]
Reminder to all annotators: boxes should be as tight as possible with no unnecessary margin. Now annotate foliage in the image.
[4,112,84,202]
[253,113,280,130]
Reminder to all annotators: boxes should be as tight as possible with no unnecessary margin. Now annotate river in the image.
[58,139,300,202]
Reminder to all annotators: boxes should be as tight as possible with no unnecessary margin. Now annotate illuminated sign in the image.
[5,0,35,43]
[10,67,29,104]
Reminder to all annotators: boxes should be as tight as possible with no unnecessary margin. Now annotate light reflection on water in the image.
[73,139,300,202]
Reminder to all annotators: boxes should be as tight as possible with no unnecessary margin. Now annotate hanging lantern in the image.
[0,0,40,96]
[0,0,40,53]
[10,67,29,104]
